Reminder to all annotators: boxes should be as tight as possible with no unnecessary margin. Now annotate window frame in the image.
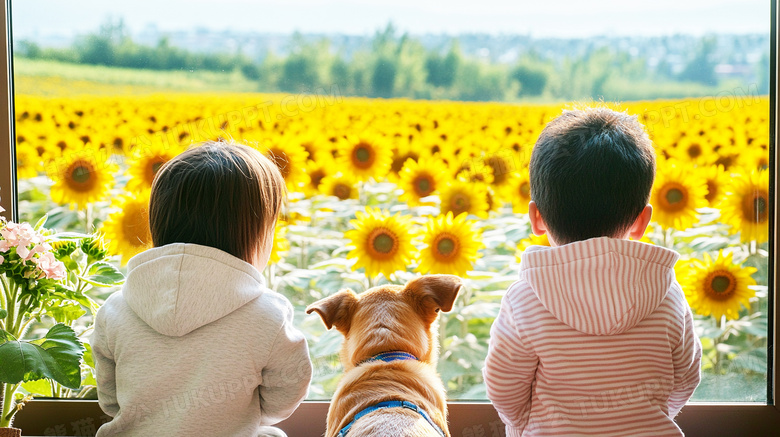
[1,1,778,435]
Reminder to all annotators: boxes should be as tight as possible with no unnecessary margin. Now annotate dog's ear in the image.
[404,275,463,322]
[305,289,358,333]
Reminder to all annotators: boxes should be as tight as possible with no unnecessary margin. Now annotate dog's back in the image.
[307,275,463,437]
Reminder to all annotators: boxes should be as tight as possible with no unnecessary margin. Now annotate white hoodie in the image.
[91,243,312,437]
[483,237,702,437]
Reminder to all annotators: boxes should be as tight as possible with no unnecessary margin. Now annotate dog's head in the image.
[306,275,462,369]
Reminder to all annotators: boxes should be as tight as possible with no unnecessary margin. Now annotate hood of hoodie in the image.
[520,237,679,336]
[122,243,266,337]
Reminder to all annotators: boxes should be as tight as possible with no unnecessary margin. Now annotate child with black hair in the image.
[483,107,702,437]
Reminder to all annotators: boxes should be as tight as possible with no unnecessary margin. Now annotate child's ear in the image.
[404,275,463,324]
[528,201,547,237]
[628,205,653,240]
[305,289,358,333]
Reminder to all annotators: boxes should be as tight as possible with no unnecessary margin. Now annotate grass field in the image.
[13,58,737,102]
[13,58,260,96]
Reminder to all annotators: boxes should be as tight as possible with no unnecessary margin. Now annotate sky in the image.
[12,0,771,39]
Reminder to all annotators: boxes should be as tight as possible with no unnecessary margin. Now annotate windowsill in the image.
[12,399,780,437]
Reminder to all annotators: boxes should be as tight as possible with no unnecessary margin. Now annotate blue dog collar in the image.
[337,400,446,437]
[360,351,419,365]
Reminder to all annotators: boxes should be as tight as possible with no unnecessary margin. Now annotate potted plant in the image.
[0,213,124,436]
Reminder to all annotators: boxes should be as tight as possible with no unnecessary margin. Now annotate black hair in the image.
[529,107,655,244]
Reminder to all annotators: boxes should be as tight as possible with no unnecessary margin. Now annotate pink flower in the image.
[34,252,67,280]
[0,222,48,257]
[0,254,4,264]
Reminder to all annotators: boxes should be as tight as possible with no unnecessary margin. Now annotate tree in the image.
[425,43,461,88]
[77,18,129,66]
[372,55,397,98]
[679,36,718,85]
[511,63,548,96]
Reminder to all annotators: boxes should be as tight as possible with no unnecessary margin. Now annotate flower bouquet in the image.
[0,214,124,433]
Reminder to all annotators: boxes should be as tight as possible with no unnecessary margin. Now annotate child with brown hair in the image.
[91,141,312,436]
[483,107,702,436]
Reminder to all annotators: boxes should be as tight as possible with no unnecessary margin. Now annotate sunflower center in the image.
[391,153,418,173]
[310,169,326,189]
[146,157,167,184]
[352,143,375,169]
[705,180,718,203]
[451,193,471,215]
[413,175,434,197]
[65,160,98,192]
[660,183,688,212]
[742,191,769,224]
[687,144,702,158]
[433,233,460,261]
[333,183,351,200]
[71,165,91,184]
[367,228,398,260]
[704,270,737,301]
[486,156,509,185]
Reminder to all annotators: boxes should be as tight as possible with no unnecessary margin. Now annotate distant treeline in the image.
[14,21,769,102]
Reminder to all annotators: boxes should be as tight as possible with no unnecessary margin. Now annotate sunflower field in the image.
[13,89,770,402]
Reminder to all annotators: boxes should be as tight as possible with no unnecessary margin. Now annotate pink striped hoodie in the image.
[483,237,702,437]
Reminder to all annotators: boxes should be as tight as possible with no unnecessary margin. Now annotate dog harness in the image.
[337,351,446,437]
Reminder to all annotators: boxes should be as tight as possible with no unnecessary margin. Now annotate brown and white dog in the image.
[306,275,462,437]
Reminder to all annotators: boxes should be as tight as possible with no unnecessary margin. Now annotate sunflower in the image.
[319,173,359,200]
[416,212,482,276]
[515,233,551,263]
[16,143,41,179]
[47,145,117,209]
[269,221,289,264]
[100,191,153,265]
[482,153,520,199]
[389,141,422,181]
[261,136,310,192]
[337,135,393,182]
[303,156,333,197]
[736,147,770,172]
[670,136,715,165]
[345,208,416,278]
[511,168,532,214]
[440,180,489,219]
[720,168,769,244]
[650,161,707,230]
[677,250,756,321]
[700,164,728,207]
[398,157,446,206]
[126,140,182,190]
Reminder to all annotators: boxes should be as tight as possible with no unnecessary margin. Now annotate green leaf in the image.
[33,214,48,231]
[0,323,85,388]
[82,342,94,369]
[46,302,87,324]
[0,329,16,344]
[80,261,126,287]
[21,378,52,397]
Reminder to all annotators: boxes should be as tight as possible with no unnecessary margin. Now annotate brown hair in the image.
[530,107,655,244]
[149,140,285,265]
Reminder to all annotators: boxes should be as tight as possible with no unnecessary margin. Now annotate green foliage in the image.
[16,21,753,102]
[0,324,85,389]
[511,63,548,96]
[679,36,718,85]
[79,261,125,288]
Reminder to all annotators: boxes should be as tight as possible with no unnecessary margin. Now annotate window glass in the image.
[10,0,770,402]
